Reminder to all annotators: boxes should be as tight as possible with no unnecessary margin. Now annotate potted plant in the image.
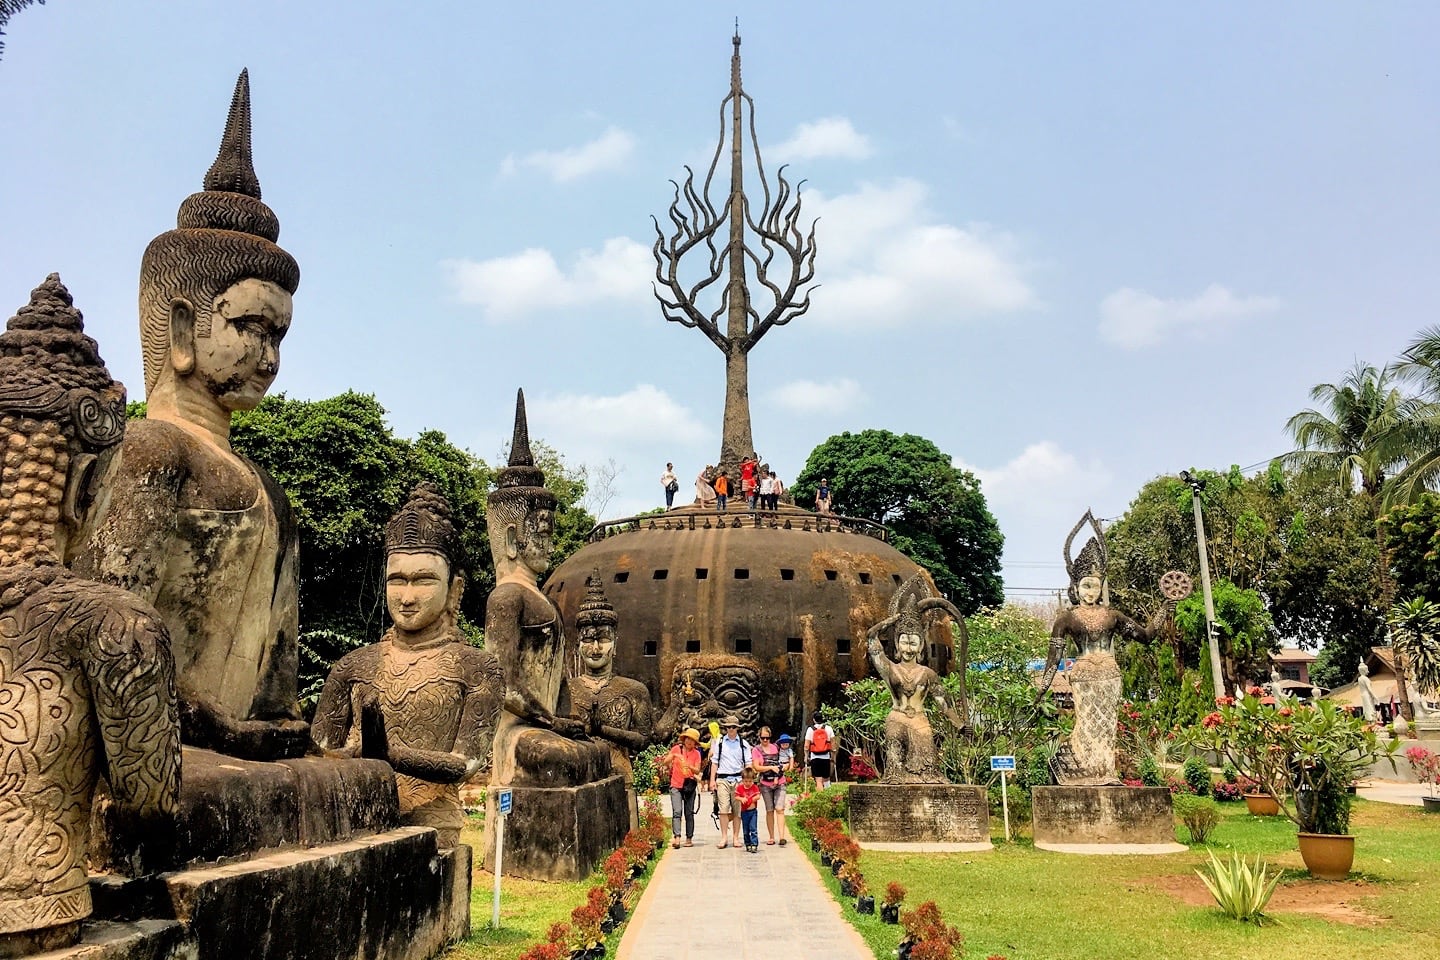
[854,873,875,915]
[838,863,862,897]
[1404,745,1440,811]
[1189,693,1397,880]
[881,882,906,924]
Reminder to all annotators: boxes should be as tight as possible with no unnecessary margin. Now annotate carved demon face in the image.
[666,656,760,738]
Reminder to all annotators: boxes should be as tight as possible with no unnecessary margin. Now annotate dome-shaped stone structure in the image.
[545,505,955,738]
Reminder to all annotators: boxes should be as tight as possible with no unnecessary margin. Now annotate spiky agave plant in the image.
[1390,598,1440,696]
[1196,851,1283,924]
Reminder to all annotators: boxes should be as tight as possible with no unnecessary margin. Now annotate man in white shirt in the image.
[660,462,679,508]
[758,473,776,512]
[707,715,751,849]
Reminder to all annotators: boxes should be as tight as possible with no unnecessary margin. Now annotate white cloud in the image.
[442,237,650,321]
[769,117,872,163]
[768,378,865,415]
[805,179,1036,327]
[1098,284,1281,350]
[500,127,636,182]
[959,442,1112,512]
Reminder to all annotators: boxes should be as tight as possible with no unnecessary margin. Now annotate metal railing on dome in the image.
[584,507,890,543]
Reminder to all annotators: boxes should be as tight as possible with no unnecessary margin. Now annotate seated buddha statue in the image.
[567,572,654,779]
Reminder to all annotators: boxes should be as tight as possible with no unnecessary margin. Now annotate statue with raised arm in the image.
[866,574,969,784]
[486,390,611,789]
[73,70,308,761]
[312,483,504,847]
[1037,511,1167,785]
[0,276,180,955]
[567,571,654,779]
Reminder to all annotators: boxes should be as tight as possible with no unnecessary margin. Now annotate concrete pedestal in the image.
[483,774,630,881]
[847,783,992,850]
[1031,785,1185,854]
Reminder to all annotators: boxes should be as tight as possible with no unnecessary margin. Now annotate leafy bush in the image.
[793,784,847,826]
[1212,780,1243,802]
[1182,756,1213,797]
[1221,762,1239,784]
[1137,754,1161,787]
[1172,794,1221,843]
[1195,851,1282,924]
[631,742,668,791]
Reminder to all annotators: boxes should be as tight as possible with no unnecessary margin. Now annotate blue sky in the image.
[3,2,1437,600]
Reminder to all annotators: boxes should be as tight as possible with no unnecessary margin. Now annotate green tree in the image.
[1282,362,1409,500]
[1384,493,1440,608]
[1174,578,1274,692]
[793,430,1004,613]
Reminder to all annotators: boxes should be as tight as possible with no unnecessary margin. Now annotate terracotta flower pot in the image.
[1243,793,1280,816]
[1297,832,1355,880]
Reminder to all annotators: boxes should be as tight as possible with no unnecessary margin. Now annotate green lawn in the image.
[444,815,661,960]
[797,799,1440,960]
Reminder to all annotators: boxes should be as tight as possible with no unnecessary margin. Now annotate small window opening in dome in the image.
[614,572,629,584]
[780,568,795,581]
[685,639,701,653]
[892,573,903,584]
[824,570,838,581]
[734,568,750,580]
[643,640,658,657]
[836,637,852,655]
[734,637,752,654]
[695,568,709,580]
[858,572,872,585]
[653,569,669,580]
[787,637,804,653]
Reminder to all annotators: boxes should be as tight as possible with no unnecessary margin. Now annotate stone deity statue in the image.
[0,276,181,955]
[74,71,309,761]
[487,390,611,789]
[313,483,504,847]
[865,575,969,784]
[567,572,654,778]
[1269,665,1285,702]
[1357,660,1377,721]
[1038,511,1165,785]
[654,653,762,743]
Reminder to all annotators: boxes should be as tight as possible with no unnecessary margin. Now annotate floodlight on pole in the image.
[1180,470,1226,700]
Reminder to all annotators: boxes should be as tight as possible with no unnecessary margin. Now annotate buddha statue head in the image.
[138,70,299,431]
[887,574,934,665]
[1064,510,1107,606]
[384,482,463,642]
[0,274,127,566]
[487,389,557,583]
[576,570,618,678]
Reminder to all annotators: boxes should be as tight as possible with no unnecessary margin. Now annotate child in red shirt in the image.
[736,767,762,852]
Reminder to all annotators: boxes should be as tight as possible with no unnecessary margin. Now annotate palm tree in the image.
[1389,598,1440,701]
[1281,362,1410,500]
[1386,326,1440,503]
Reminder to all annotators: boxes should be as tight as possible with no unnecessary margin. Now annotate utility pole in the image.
[1181,471,1226,700]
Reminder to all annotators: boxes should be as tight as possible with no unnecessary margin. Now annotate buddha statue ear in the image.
[61,451,98,533]
[168,298,197,377]
[504,523,521,562]
[446,572,465,615]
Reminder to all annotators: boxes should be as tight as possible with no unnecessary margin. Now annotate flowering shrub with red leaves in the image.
[603,850,629,894]
[1122,778,1145,788]
[900,900,964,960]
[569,901,605,950]
[516,943,566,960]
[884,881,907,907]
[1212,780,1243,801]
[848,754,879,781]
[838,862,866,895]
[544,922,570,945]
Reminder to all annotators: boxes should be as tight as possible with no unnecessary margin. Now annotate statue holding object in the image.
[0,276,180,955]
[866,574,969,784]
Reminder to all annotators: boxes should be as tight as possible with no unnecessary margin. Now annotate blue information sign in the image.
[497,789,513,815]
[989,755,1016,772]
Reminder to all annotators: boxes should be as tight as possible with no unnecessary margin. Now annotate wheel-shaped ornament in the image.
[1160,570,1193,601]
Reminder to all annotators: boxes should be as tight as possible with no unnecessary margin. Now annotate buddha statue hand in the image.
[357,691,391,762]
[553,714,588,739]
[179,689,312,760]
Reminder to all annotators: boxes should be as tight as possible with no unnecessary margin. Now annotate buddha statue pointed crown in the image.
[138,68,301,394]
[891,573,928,640]
[385,482,458,566]
[487,389,558,530]
[1063,509,1107,603]
[576,569,618,630]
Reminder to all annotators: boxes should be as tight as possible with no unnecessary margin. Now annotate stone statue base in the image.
[847,784,992,850]
[483,774,629,881]
[78,827,468,960]
[1031,786,1185,853]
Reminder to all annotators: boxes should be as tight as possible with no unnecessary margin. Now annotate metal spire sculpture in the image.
[652,31,819,472]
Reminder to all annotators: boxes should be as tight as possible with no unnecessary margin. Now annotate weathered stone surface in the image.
[848,783,989,844]
[1031,786,1178,846]
[23,920,193,960]
[93,828,467,960]
[0,275,180,954]
[95,748,398,870]
[483,775,629,881]
[569,572,654,779]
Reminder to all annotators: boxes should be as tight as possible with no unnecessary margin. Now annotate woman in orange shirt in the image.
[662,728,703,847]
[713,470,730,514]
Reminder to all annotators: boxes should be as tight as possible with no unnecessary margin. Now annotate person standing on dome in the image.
[660,462,678,509]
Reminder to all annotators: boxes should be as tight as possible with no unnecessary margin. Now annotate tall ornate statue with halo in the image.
[866,574,969,784]
[1038,510,1168,785]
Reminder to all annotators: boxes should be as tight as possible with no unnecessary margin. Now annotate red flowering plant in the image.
[900,901,964,960]
[603,850,629,895]
[517,943,566,960]
[883,881,907,908]
[569,900,605,952]
[1185,691,1396,835]
[1404,745,1440,799]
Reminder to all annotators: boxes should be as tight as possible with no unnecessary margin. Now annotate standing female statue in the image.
[1037,511,1166,785]
[866,575,969,784]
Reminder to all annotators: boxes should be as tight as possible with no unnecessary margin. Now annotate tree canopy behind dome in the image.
[792,429,1004,613]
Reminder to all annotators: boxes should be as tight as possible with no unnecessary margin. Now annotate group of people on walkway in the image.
[663,457,834,514]
[657,713,838,853]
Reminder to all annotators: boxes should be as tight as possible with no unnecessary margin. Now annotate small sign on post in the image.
[492,789,513,930]
[990,756,1015,842]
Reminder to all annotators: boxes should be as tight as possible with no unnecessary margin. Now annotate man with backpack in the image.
[804,712,836,791]
[707,715,752,849]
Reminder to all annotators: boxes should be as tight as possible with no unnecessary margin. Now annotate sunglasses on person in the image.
[759,736,771,741]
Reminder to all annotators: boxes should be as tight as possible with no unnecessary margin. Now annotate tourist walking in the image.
[804,712,836,791]
[816,477,832,514]
[736,767,762,852]
[661,462,679,508]
[752,728,794,845]
[707,715,751,848]
[758,471,775,512]
[661,727,703,847]
[713,470,731,514]
[741,454,758,510]
[771,473,785,510]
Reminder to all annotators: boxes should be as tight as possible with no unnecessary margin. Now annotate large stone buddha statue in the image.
[567,571,654,779]
[74,70,308,761]
[0,276,180,955]
[313,483,504,847]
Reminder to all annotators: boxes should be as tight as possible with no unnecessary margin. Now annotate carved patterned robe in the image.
[568,672,653,777]
[0,565,179,938]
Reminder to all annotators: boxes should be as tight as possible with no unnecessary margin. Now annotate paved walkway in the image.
[1358,777,1428,807]
[616,799,872,960]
